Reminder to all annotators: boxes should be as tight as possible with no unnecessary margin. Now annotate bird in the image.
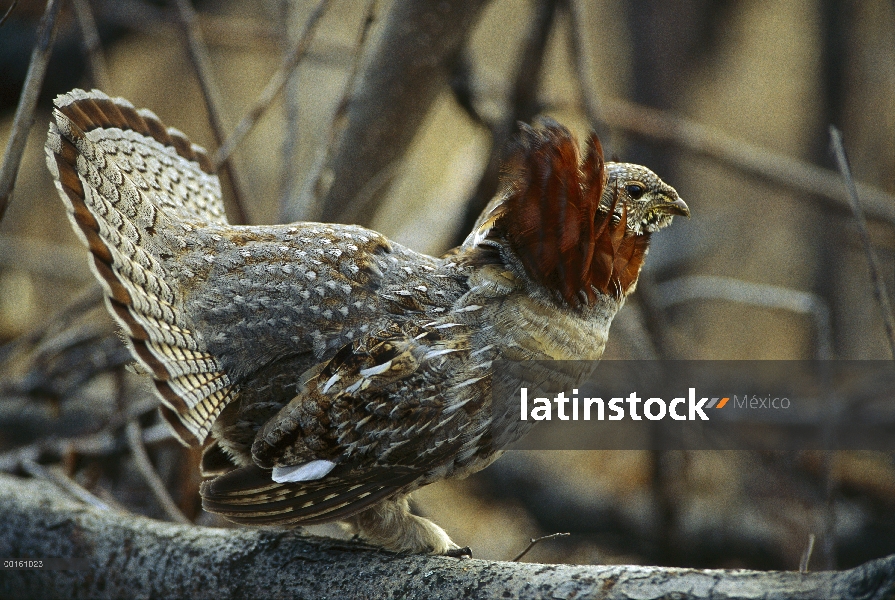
[45,89,689,555]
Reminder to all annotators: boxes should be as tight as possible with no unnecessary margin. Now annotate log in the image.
[1,474,893,599]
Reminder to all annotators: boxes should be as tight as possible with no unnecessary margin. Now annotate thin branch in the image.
[800,533,817,573]
[72,0,111,90]
[595,97,895,226]
[172,0,249,225]
[291,0,378,221]
[0,396,162,473]
[565,0,606,140]
[829,126,895,360]
[654,275,834,360]
[213,0,332,170]
[125,420,191,524]
[0,233,91,282]
[313,0,490,225]
[279,0,300,225]
[0,0,18,27]
[141,423,176,445]
[0,0,63,223]
[0,284,102,365]
[512,532,570,562]
[20,458,111,512]
[453,65,895,231]
[448,46,492,129]
[457,0,561,241]
[0,433,113,474]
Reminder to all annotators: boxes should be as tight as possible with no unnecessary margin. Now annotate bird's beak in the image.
[657,197,690,218]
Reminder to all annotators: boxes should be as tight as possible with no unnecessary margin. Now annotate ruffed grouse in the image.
[45,89,688,554]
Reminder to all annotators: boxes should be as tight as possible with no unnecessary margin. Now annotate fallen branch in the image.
[1,474,893,599]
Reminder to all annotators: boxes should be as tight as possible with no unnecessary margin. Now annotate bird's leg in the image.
[341,495,462,554]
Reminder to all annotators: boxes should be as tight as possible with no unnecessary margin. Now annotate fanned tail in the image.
[201,464,417,525]
[45,88,236,445]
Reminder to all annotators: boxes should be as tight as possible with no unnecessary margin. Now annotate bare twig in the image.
[654,275,834,360]
[125,420,191,524]
[213,0,332,170]
[596,98,895,226]
[0,396,162,473]
[457,0,561,240]
[280,0,301,224]
[20,458,111,511]
[448,49,491,129]
[566,0,606,139]
[0,0,18,27]
[512,532,570,562]
[172,0,249,225]
[451,69,895,230]
[1,434,108,475]
[290,0,378,221]
[0,233,90,281]
[140,423,176,445]
[829,126,895,360]
[0,284,102,365]
[0,432,110,474]
[72,0,111,90]
[0,0,63,223]
[800,533,817,573]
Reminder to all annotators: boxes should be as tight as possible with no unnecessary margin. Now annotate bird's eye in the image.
[625,183,645,199]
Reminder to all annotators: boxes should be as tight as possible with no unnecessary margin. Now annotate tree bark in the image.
[290,0,490,224]
[1,474,893,599]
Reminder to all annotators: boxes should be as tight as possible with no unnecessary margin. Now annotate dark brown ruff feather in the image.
[497,121,651,305]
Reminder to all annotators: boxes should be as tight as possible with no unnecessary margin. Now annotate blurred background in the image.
[1,0,894,572]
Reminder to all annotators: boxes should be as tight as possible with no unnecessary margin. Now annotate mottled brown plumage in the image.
[46,90,688,553]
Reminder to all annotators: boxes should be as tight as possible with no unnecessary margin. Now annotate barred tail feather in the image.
[200,464,417,526]
[45,89,235,445]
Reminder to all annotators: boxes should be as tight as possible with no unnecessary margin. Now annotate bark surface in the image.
[1,474,893,599]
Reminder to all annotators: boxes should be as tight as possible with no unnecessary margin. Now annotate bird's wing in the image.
[46,89,446,447]
[200,320,493,526]
[175,221,401,385]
